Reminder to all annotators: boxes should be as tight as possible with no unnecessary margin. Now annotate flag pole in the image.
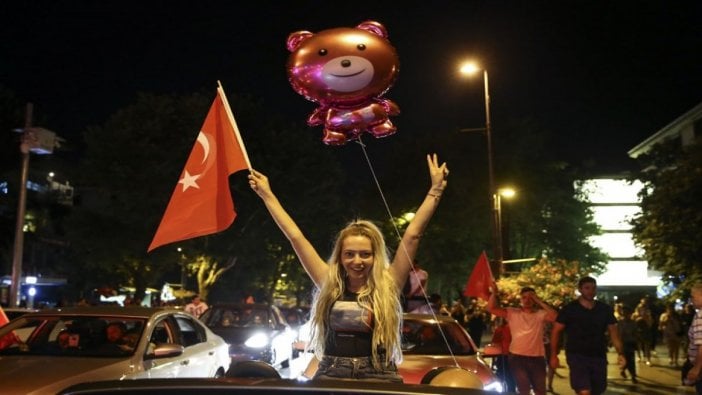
[217,80,252,170]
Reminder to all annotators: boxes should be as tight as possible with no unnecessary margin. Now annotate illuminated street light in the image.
[459,61,503,276]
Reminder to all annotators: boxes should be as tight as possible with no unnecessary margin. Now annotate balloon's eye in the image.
[318,49,328,56]
[357,44,366,51]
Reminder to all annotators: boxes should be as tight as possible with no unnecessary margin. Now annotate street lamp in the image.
[459,61,503,276]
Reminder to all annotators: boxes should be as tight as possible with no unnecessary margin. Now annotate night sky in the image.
[2,1,701,166]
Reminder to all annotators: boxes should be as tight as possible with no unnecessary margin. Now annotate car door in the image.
[172,314,216,377]
[139,316,186,378]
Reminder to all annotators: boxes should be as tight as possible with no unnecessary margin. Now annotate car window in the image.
[175,316,206,347]
[201,306,270,328]
[150,319,175,345]
[0,316,146,357]
[401,320,476,356]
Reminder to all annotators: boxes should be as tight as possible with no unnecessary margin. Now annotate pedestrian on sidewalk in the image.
[550,276,625,395]
[683,282,702,393]
[617,305,638,384]
[659,302,683,366]
[488,283,557,395]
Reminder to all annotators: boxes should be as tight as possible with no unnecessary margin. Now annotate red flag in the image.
[148,85,250,252]
[463,251,494,301]
[0,305,20,349]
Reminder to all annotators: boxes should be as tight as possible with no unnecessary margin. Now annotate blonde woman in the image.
[248,154,448,382]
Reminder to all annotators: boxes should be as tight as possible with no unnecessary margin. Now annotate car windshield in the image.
[201,306,271,328]
[401,320,476,356]
[0,315,146,358]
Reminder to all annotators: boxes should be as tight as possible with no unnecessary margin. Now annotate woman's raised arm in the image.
[390,154,448,289]
[248,170,328,288]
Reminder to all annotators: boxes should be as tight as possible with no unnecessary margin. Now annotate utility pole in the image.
[9,104,60,306]
[10,103,33,307]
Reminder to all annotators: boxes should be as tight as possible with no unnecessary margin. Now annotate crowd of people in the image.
[398,272,702,395]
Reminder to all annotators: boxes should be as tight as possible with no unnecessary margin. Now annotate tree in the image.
[64,89,347,303]
[630,138,702,294]
[496,258,590,308]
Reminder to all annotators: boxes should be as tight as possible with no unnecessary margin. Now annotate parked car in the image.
[199,303,296,368]
[292,313,503,392]
[0,306,230,394]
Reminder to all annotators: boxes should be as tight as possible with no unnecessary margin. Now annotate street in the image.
[550,344,695,395]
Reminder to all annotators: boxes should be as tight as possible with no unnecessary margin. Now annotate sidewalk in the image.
[549,345,695,395]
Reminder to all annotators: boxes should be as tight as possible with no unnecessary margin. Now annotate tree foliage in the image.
[496,258,589,308]
[64,90,346,303]
[630,138,702,293]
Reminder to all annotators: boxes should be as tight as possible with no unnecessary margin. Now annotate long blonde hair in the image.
[308,220,403,367]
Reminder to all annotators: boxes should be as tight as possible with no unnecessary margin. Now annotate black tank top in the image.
[324,289,373,357]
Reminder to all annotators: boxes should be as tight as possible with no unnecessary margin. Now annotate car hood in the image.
[0,355,130,394]
[398,355,492,385]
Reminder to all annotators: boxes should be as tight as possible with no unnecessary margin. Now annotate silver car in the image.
[0,306,230,394]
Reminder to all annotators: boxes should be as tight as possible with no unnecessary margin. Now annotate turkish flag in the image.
[148,86,250,252]
[0,305,20,349]
[463,251,494,301]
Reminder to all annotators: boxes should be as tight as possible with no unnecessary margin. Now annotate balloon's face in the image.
[287,22,399,107]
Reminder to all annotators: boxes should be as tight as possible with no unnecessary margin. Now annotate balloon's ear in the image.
[287,31,314,52]
[356,20,388,38]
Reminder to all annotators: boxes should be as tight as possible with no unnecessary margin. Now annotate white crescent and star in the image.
[178,131,213,192]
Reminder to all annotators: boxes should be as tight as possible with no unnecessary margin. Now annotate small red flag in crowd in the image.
[148,84,250,252]
[463,251,494,301]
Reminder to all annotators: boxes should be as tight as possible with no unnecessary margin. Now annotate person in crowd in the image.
[617,305,639,384]
[550,276,625,395]
[491,316,516,393]
[450,297,467,327]
[543,320,562,393]
[97,322,133,353]
[248,154,448,382]
[659,302,683,366]
[410,293,450,316]
[633,304,654,366]
[404,260,429,312]
[683,282,702,393]
[184,294,208,319]
[682,302,697,358]
[466,306,488,348]
[488,283,557,395]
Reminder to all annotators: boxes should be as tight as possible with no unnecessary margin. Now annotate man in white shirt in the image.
[488,283,557,395]
[184,295,209,319]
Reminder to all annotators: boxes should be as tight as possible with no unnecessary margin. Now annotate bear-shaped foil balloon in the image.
[286,21,400,145]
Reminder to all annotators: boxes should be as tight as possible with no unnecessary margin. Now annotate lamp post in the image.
[459,62,503,276]
[496,187,516,272]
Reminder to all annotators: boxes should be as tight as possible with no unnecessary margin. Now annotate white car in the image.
[0,306,230,394]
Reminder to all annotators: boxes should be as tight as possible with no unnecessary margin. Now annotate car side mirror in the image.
[479,342,502,358]
[145,343,184,360]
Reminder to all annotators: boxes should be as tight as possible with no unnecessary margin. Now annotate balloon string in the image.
[354,137,460,368]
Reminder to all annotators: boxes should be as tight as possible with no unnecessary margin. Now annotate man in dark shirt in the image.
[549,276,624,395]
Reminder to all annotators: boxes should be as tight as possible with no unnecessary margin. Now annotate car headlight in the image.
[244,332,269,348]
[483,380,504,392]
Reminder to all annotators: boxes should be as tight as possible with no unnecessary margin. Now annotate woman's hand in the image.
[427,153,449,193]
[248,169,273,199]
